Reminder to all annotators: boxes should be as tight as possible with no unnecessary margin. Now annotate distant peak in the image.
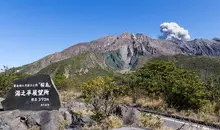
[118,32,132,39]
[213,37,220,42]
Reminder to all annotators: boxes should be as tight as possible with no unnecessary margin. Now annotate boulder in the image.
[0,104,88,130]
[0,118,11,130]
[39,110,64,130]
[115,105,141,125]
[10,117,28,130]
[59,108,73,127]
[0,110,64,130]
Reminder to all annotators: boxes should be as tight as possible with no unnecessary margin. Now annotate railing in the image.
[133,106,220,129]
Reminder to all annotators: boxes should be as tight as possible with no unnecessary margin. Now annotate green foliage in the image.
[53,74,67,90]
[132,61,207,110]
[0,66,28,97]
[115,73,141,103]
[37,53,112,77]
[149,54,220,79]
[138,112,162,129]
[204,77,220,102]
[82,76,127,121]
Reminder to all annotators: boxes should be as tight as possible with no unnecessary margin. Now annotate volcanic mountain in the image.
[16,32,220,77]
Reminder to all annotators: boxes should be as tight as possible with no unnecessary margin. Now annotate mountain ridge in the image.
[17,32,220,74]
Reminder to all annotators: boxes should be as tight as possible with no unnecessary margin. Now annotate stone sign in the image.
[1,75,61,111]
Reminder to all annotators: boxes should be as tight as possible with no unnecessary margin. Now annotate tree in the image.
[115,73,141,103]
[0,66,28,97]
[82,76,127,121]
[53,74,67,90]
[204,77,220,103]
[134,61,207,110]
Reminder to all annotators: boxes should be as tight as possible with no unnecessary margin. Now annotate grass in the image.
[118,95,220,125]
[59,90,82,103]
[83,115,123,130]
[137,113,163,129]
[28,126,40,130]
[136,98,166,111]
[118,96,133,105]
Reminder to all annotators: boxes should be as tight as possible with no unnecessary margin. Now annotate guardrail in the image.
[132,106,220,129]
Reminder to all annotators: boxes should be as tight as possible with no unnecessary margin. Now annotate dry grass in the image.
[28,125,40,130]
[60,90,82,102]
[136,97,166,110]
[165,103,220,124]
[83,115,123,130]
[72,107,94,118]
[120,95,220,126]
[118,96,133,105]
[83,121,102,130]
[59,120,69,130]
[137,113,163,130]
[102,115,123,129]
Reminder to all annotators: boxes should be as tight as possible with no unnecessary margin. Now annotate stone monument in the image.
[1,74,61,111]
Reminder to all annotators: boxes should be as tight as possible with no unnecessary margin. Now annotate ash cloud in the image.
[160,22,190,41]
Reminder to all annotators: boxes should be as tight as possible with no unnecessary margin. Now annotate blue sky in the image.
[0,0,220,68]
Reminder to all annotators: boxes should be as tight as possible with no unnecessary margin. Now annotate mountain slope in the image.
[36,53,113,77]
[17,32,220,74]
[148,54,220,79]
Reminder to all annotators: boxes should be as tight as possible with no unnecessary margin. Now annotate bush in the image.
[138,112,163,129]
[101,115,123,129]
[53,74,67,90]
[134,61,207,110]
[82,76,127,121]
[0,66,28,97]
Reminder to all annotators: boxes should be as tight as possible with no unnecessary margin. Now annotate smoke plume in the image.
[160,22,190,41]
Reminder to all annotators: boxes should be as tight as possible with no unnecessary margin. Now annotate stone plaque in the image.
[1,75,61,111]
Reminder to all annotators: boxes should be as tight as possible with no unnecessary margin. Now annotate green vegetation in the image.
[82,76,126,121]
[135,61,207,110]
[0,66,28,97]
[2,54,220,127]
[37,53,111,77]
[149,54,220,79]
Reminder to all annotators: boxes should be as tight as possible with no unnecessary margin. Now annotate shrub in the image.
[82,76,127,121]
[134,61,207,110]
[138,112,163,129]
[0,66,28,97]
[101,115,123,129]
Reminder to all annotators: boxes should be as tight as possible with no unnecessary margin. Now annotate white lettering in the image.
[38,89,44,96]
[45,82,51,87]
[43,89,49,95]
[40,82,45,87]
[32,90,38,96]
[26,90,32,96]
[31,98,38,102]
[15,90,21,96]
[21,90,26,96]
[41,104,50,107]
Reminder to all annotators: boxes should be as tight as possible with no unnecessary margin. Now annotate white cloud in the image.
[160,22,190,41]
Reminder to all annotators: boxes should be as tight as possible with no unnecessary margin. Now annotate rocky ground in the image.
[0,98,146,130]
